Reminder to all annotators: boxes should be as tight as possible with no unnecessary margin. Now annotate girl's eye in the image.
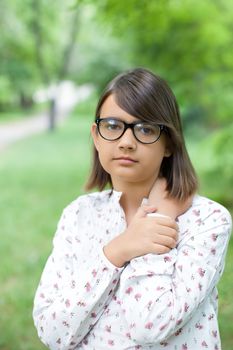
[106,122,122,130]
[100,120,123,133]
[138,125,155,135]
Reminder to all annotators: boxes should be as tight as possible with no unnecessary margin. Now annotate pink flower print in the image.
[211,233,218,241]
[56,338,61,344]
[85,282,91,292]
[147,300,153,311]
[182,249,189,256]
[160,341,169,346]
[198,267,205,277]
[57,271,62,279]
[77,300,86,307]
[221,216,228,223]
[195,322,203,330]
[126,332,131,339]
[135,346,142,349]
[91,312,97,318]
[201,340,208,347]
[53,283,58,290]
[177,264,183,272]
[175,328,182,336]
[147,271,155,277]
[176,319,182,326]
[156,286,165,291]
[211,248,216,255]
[125,286,133,294]
[108,339,114,346]
[208,314,214,320]
[196,218,204,226]
[52,312,56,320]
[71,280,76,289]
[164,255,172,262]
[213,209,221,214]
[134,293,142,301]
[105,325,111,332]
[214,345,219,350]
[198,283,203,291]
[184,302,189,312]
[159,323,168,331]
[65,235,72,244]
[92,269,97,277]
[212,330,218,338]
[193,209,200,216]
[62,321,70,328]
[182,344,188,350]
[75,236,81,243]
[145,322,153,329]
[65,299,70,308]
[40,293,45,299]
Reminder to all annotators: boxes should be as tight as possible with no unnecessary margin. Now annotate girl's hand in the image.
[103,205,178,267]
[148,177,193,219]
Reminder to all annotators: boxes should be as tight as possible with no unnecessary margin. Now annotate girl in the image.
[33,68,232,350]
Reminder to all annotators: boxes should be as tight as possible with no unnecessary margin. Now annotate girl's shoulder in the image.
[178,194,232,231]
[192,194,231,217]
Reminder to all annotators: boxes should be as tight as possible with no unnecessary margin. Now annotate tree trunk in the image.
[48,97,56,131]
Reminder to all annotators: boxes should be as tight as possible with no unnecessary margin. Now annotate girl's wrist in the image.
[103,233,129,268]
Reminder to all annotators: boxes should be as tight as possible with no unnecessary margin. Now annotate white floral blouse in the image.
[33,190,232,350]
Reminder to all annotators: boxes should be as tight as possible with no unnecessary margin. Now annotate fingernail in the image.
[141,198,148,206]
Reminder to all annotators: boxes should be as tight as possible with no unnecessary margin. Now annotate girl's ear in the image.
[91,123,99,151]
[164,137,172,157]
[164,146,172,158]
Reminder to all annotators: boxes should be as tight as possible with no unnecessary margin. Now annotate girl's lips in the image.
[114,157,138,163]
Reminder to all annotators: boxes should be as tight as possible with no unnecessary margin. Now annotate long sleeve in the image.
[33,201,123,350]
[117,199,232,345]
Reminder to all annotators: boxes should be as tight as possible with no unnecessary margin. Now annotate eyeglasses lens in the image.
[98,119,161,144]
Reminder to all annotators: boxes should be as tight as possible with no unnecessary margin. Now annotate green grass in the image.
[0,97,232,349]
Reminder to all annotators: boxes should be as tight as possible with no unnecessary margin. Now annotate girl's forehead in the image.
[100,94,137,122]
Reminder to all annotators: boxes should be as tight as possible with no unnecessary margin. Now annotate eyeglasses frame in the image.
[95,117,165,144]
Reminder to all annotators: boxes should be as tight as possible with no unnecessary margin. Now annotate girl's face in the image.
[91,94,171,190]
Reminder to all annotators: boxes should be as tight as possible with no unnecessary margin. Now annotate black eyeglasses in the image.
[95,117,164,144]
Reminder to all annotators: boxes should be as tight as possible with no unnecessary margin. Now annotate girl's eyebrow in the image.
[99,116,143,123]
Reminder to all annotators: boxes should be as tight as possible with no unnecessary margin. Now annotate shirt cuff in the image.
[129,249,177,276]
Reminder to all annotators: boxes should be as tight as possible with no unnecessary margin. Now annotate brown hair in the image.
[86,67,198,200]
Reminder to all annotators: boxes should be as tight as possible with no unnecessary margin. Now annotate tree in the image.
[93,0,233,127]
[0,0,81,130]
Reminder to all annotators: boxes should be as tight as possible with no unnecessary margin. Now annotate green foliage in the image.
[187,123,233,208]
[0,0,81,111]
[95,0,233,127]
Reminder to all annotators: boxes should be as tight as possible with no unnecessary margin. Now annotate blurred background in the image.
[0,0,232,349]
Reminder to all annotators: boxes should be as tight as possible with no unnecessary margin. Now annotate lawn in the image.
[0,96,232,349]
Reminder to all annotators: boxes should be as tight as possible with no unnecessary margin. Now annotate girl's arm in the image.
[117,198,232,344]
[33,200,123,350]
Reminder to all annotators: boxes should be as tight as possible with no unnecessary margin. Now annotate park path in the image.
[0,83,92,152]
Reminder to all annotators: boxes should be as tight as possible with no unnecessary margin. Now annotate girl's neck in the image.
[114,181,153,224]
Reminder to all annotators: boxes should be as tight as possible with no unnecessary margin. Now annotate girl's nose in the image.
[118,128,137,150]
